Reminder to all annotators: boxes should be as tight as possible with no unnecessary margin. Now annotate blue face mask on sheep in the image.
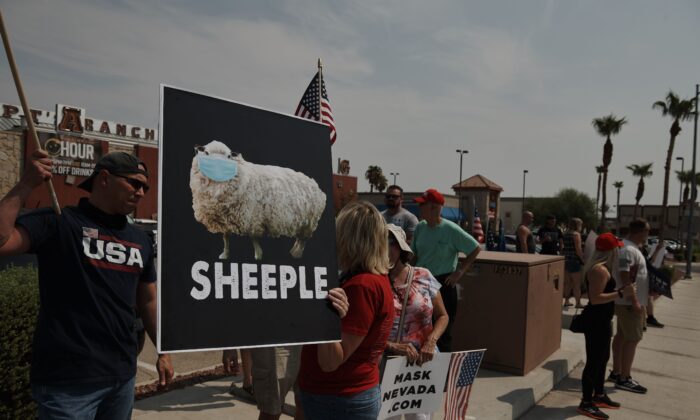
[197,155,238,182]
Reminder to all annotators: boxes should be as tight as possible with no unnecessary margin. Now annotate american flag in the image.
[472,208,484,243]
[444,350,485,420]
[485,219,497,251]
[295,71,337,144]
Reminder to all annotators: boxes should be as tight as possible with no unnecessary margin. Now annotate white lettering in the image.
[189,262,332,301]
[314,267,328,298]
[126,247,144,267]
[105,241,127,264]
[279,265,297,299]
[190,261,211,300]
[215,263,239,299]
[299,266,313,299]
[261,264,277,299]
[242,263,258,299]
[82,237,104,259]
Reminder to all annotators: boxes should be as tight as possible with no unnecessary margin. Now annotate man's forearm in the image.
[458,248,480,275]
[0,183,32,246]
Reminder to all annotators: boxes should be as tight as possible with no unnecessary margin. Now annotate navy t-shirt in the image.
[16,198,156,385]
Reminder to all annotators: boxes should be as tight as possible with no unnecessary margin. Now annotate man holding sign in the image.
[0,151,173,418]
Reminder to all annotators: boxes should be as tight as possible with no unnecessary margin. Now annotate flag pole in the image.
[317,58,323,123]
[0,9,61,214]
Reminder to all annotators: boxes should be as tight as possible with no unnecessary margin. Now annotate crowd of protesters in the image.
[514,210,675,419]
[0,148,679,420]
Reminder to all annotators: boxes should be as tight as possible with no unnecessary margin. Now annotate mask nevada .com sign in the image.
[158,85,339,352]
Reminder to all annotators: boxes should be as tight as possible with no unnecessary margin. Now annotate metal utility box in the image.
[451,251,564,375]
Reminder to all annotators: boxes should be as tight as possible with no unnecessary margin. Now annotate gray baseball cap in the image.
[78,152,148,192]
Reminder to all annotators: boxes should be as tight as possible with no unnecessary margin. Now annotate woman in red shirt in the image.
[298,201,395,419]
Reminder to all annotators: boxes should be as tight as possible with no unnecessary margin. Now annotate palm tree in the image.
[627,163,653,218]
[595,165,605,212]
[592,114,627,228]
[364,165,384,192]
[652,91,697,236]
[676,170,700,204]
[613,181,624,230]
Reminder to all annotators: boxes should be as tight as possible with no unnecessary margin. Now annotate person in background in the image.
[411,188,480,352]
[537,215,564,255]
[385,224,448,420]
[381,185,419,244]
[223,349,254,400]
[609,219,650,394]
[641,241,668,328]
[577,233,635,420]
[297,201,393,420]
[563,217,585,308]
[516,211,536,254]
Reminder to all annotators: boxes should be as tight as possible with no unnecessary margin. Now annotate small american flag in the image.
[295,71,337,145]
[444,349,485,420]
[472,208,484,243]
[82,227,98,239]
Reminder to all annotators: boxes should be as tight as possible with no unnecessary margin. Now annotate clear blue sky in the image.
[1,0,699,209]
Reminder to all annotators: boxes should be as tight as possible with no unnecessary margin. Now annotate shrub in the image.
[0,266,39,419]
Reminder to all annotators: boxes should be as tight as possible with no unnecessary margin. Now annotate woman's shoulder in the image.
[345,272,390,291]
[588,263,610,279]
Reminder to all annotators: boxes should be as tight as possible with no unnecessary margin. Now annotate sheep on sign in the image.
[189,140,326,261]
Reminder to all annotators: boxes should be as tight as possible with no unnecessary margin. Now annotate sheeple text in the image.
[190,261,329,300]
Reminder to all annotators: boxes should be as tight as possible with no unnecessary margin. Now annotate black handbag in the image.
[569,305,590,333]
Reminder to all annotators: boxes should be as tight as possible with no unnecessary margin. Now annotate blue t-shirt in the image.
[16,198,156,385]
[411,218,479,276]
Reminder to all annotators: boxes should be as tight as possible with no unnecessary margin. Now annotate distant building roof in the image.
[452,174,503,192]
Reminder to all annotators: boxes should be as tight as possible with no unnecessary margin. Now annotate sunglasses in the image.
[112,174,150,193]
[385,194,401,199]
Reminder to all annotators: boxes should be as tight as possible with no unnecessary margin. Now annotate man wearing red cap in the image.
[411,188,480,352]
[609,218,650,394]
[0,150,173,418]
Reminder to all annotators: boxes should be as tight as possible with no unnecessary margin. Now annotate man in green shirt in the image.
[411,188,480,351]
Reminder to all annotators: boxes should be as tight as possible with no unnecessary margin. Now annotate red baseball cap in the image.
[414,188,445,205]
[595,233,624,251]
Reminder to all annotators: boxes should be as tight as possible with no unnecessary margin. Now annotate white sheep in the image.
[189,140,327,260]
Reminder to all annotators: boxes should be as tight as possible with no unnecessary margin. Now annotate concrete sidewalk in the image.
[521,269,700,419]
[134,327,586,419]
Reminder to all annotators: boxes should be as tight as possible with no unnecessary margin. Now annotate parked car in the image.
[127,216,158,257]
[504,234,542,253]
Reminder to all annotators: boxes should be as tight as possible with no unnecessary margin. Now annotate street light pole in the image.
[522,170,529,215]
[390,172,399,185]
[456,149,469,225]
[677,156,685,244]
[685,84,699,278]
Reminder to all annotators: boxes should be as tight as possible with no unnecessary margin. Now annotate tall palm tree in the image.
[364,165,384,192]
[595,165,605,212]
[652,91,697,236]
[627,163,653,218]
[592,114,627,228]
[613,181,624,230]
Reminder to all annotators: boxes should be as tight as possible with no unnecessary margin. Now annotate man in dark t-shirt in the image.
[0,150,173,418]
[537,215,564,255]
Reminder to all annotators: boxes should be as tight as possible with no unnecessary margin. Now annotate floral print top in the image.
[388,266,441,350]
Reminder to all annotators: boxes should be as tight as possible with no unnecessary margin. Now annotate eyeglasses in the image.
[385,194,401,199]
[112,174,150,193]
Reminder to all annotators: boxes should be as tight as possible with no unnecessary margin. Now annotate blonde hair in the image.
[336,201,390,275]
[568,217,583,232]
[582,248,616,282]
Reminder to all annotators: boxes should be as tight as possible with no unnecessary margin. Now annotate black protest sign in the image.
[158,85,339,352]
